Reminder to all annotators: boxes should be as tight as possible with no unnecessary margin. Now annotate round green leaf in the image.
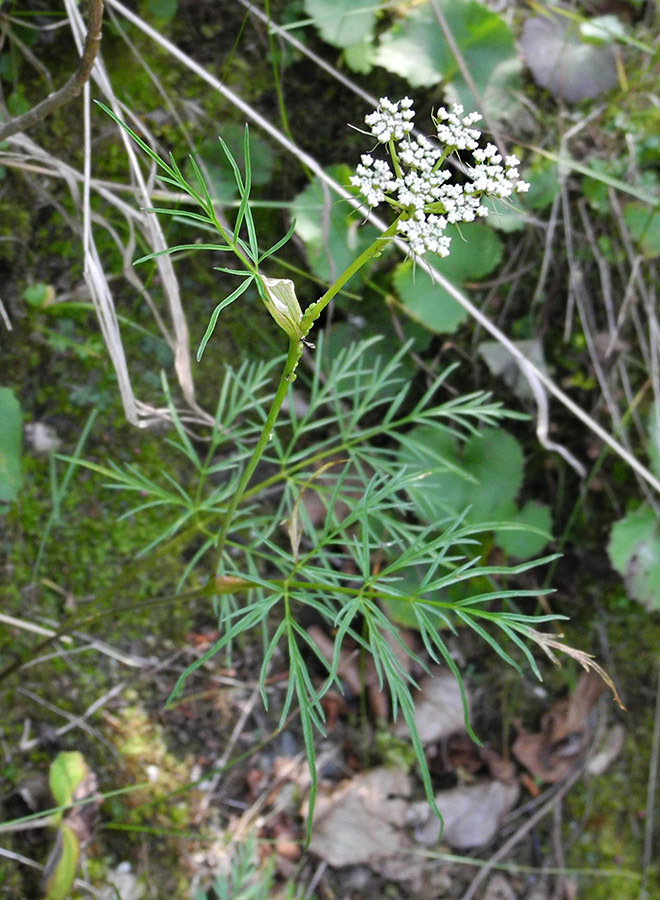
[436,223,503,283]
[461,427,523,522]
[147,0,177,19]
[375,0,520,120]
[393,224,502,335]
[393,259,468,334]
[495,501,552,561]
[623,202,660,259]
[304,0,377,48]
[608,507,660,611]
[397,424,472,524]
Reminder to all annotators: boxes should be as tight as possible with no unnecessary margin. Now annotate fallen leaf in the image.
[513,672,605,782]
[303,767,411,866]
[520,14,617,102]
[394,669,468,746]
[409,779,520,849]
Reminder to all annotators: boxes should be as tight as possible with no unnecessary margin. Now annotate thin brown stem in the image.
[0,0,104,142]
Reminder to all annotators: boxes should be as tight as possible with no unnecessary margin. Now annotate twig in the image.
[0,297,12,330]
[0,0,103,142]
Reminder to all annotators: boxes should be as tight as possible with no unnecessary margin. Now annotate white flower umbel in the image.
[350,98,530,257]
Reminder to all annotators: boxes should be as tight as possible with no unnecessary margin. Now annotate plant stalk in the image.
[211,218,400,574]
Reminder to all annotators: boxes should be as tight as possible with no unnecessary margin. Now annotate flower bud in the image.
[261,276,303,342]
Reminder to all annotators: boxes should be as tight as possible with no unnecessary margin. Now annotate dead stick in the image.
[0,0,104,142]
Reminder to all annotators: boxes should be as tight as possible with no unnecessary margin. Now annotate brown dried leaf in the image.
[410,778,520,849]
[303,767,411,867]
[394,669,468,746]
[513,671,606,783]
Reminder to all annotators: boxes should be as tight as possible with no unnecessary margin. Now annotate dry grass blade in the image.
[523,628,625,710]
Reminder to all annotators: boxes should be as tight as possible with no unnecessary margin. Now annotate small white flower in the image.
[434,104,481,151]
[398,212,451,257]
[365,96,415,143]
[350,155,398,207]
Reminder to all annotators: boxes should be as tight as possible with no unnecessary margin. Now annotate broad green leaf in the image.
[461,428,523,522]
[495,501,552,561]
[623,202,660,259]
[397,424,473,523]
[0,387,22,502]
[291,165,380,284]
[304,0,377,48]
[49,751,88,814]
[608,507,660,611]
[398,425,530,551]
[147,0,177,19]
[393,259,467,334]
[435,222,503,283]
[43,824,80,900]
[375,0,520,120]
[480,195,527,233]
[393,224,502,334]
[343,40,377,74]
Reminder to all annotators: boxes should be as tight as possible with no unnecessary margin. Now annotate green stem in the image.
[300,218,400,334]
[212,337,303,573]
[211,220,400,575]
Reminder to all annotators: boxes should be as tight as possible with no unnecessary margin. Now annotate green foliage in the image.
[199,832,316,900]
[304,0,377,49]
[608,507,660,611]
[186,127,274,203]
[79,338,562,833]
[290,165,380,284]
[145,0,178,20]
[622,202,660,259]
[97,104,298,358]
[392,224,503,333]
[42,824,79,900]
[374,0,521,119]
[607,402,660,611]
[397,424,552,561]
[49,751,87,818]
[73,108,579,839]
[0,387,22,503]
[42,752,91,900]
